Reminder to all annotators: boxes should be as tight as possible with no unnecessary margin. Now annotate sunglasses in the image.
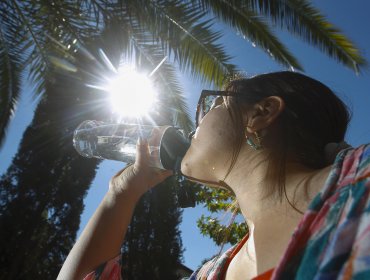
[187,89,299,140]
[195,90,236,127]
[188,90,236,139]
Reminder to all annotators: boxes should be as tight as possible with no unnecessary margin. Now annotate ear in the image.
[244,96,285,133]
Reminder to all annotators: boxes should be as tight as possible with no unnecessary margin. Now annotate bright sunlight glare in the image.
[106,66,157,118]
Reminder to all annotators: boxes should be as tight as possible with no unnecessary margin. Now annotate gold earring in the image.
[245,129,263,150]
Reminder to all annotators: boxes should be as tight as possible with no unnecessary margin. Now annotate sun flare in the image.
[106,66,157,118]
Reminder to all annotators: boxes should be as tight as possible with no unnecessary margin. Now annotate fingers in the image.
[135,137,149,168]
[132,136,173,188]
[110,150,173,195]
[155,169,173,181]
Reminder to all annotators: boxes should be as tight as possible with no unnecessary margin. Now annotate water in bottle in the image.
[73,120,190,171]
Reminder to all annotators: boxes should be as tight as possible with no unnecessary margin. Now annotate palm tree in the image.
[0,0,367,148]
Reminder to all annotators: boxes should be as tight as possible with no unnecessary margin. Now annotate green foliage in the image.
[247,0,367,73]
[197,0,367,73]
[197,186,235,212]
[0,0,99,149]
[194,185,248,246]
[0,11,22,148]
[196,0,303,71]
[197,214,248,246]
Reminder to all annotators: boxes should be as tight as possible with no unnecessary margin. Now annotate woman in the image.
[58,72,370,279]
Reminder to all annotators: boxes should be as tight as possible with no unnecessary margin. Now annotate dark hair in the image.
[223,71,351,212]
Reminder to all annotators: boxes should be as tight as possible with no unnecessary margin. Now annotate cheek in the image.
[181,113,236,182]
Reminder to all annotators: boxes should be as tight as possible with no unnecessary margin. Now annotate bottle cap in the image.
[159,127,190,172]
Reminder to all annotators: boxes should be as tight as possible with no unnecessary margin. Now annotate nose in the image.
[188,130,195,140]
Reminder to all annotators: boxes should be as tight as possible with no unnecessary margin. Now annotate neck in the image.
[225,152,331,272]
[223,150,331,272]
[225,150,326,222]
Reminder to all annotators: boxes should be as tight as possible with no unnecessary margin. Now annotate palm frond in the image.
[40,1,98,43]
[248,0,367,73]
[195,0,303,71]
[8,0,98,100]
[79,0,107,28]
[0,24,22,149]
[6,0,47,99]
[123,0,236,87]
[154,61,194,135]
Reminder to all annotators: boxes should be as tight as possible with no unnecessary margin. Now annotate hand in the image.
[109,137,173,198]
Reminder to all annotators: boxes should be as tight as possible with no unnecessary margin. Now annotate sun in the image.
[106,66,157,118]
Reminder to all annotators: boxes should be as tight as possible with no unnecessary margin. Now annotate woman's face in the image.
[181,97,238,184]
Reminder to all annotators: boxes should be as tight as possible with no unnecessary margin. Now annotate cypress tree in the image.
[0,71,102,279]
[122,176,184,279]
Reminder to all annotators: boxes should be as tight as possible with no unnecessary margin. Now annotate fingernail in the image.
[137,137,143,145]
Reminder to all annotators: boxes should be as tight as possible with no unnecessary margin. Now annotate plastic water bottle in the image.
[73,120,190,171]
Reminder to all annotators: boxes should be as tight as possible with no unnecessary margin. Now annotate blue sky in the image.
[1,0,370,271]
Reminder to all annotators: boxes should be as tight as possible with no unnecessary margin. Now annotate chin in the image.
[180,154,215,183]
[180,156,193,178]
[180,160,233,192]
